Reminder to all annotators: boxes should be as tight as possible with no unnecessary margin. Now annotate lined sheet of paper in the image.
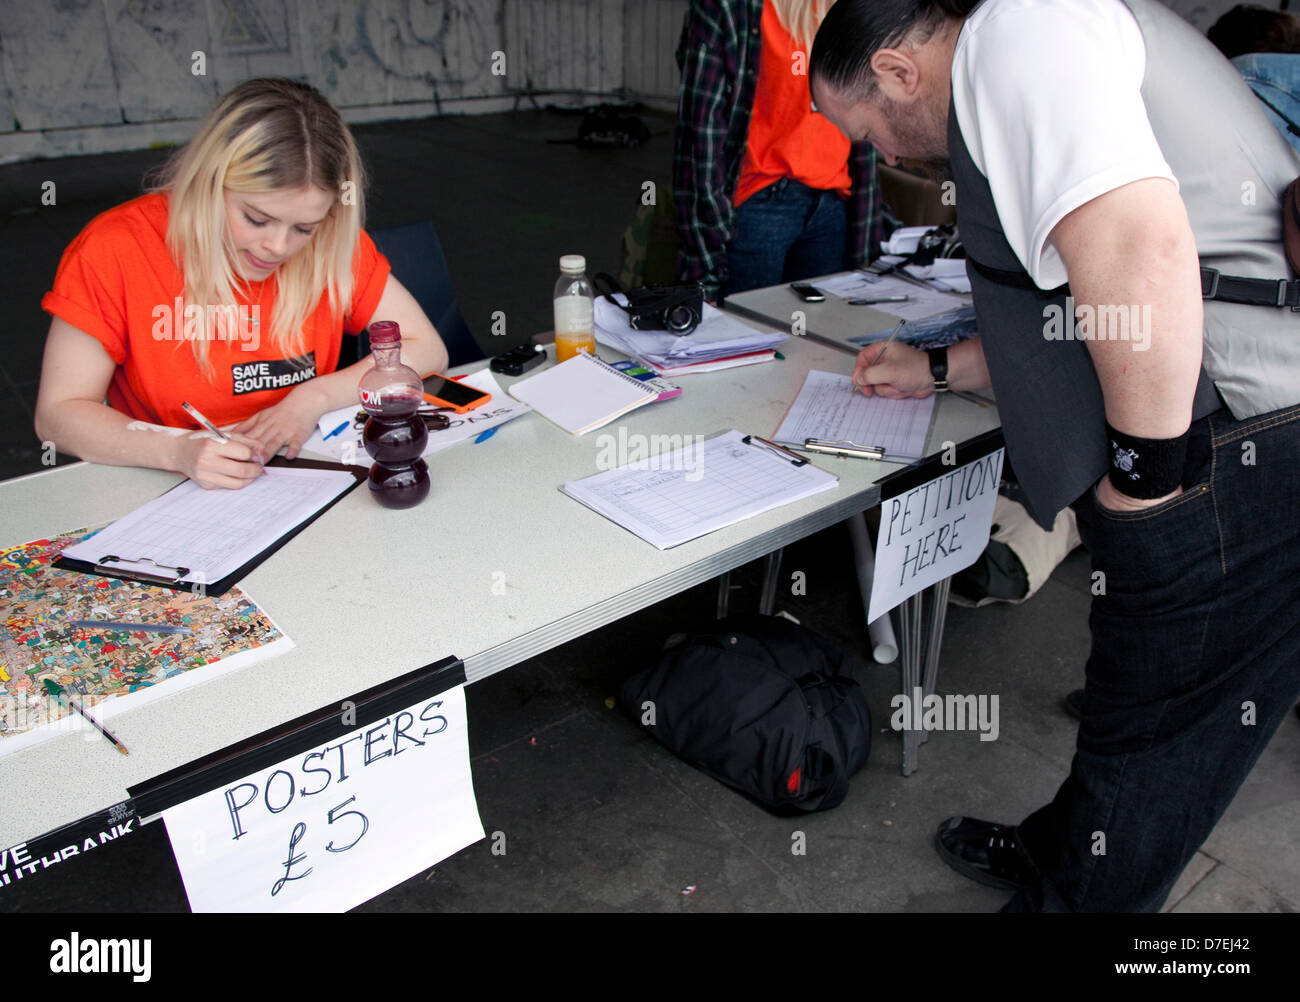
[61,467,356,586]
[562,429,838,549]
[772,370,935,459]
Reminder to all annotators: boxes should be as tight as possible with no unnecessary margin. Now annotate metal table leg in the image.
[758,547,783,616]
[897,575,954,775]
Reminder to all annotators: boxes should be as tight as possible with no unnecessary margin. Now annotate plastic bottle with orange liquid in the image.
[553,254,595,362]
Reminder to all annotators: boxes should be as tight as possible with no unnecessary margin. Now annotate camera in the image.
[594,273,704,336]
[911,223,963,266]
[623,284,704,335]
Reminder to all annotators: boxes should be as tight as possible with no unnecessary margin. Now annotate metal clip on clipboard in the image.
[741,434,808,466]
[95,554,190,586]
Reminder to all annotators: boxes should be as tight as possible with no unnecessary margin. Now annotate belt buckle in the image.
[1278,279,1288,307]
[1202,268,1220,300]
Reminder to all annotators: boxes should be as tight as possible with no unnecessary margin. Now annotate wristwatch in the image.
[928,347,949,392]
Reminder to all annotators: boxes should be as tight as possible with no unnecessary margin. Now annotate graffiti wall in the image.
[0,0,686,161]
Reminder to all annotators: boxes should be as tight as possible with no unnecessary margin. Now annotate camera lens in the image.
[667,303,700,334]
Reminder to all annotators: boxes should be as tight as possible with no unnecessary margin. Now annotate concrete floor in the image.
[1,109,1296,913]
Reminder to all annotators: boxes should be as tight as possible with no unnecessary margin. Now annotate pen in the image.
[474,427,498,444]
[867,320,907,368]
[322,420,349,440]
[800,439,918,463]
[70,619,192,636]
[181,401,230,442]
[851,319,906,391]
[848,295,911,305]
[43,679,129,756]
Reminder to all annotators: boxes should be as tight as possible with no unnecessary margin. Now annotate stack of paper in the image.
[594,296,785,375]
[813,270,966,322]
[902,258,971,294]
[872,253,972,294]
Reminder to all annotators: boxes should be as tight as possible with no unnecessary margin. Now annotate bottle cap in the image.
[559,254,586,274]
[369,320,401,346]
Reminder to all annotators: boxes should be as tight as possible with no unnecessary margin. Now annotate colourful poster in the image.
[0,529,292,755]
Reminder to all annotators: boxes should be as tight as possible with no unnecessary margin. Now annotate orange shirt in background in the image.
[42,193,391,429]
[734,1,852,206]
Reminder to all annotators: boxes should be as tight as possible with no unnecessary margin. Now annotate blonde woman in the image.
[673,0,886,300]
[35,78,448,489]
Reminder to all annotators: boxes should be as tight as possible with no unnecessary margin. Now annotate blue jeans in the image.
[1010,403,1300,912]
[723,178,848,298]
[1233,53,1300,155]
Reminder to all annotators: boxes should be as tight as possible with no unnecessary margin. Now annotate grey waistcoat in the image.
[948,0,1300,528]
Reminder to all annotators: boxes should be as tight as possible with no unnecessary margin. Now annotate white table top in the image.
[0,330,999,847]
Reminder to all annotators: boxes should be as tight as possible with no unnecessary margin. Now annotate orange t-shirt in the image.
[41,193,391,429]
[734,1,852,206]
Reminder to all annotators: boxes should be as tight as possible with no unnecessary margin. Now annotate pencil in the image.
[42,679,129,756]
[70,619,191,636]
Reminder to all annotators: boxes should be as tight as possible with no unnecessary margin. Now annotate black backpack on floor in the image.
[618,615,872,815]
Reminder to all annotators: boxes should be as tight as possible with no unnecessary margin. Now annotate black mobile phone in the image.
[790,282,826,303]
[489,344,546,377]
[422,374,491,414]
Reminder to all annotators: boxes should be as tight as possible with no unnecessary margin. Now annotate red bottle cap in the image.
[368,320,401,346]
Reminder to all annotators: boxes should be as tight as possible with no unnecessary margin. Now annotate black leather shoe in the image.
[1063,688,1084,721]
[935,816,1039,893]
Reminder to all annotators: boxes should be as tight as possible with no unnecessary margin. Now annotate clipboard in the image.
[52,458,366,597]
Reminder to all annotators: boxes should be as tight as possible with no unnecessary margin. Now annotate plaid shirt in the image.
[672,0,885,300]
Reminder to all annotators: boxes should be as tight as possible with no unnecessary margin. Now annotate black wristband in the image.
[928,348,949,391]
[1105,424,1188,499]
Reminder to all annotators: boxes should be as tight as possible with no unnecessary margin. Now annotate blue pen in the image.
[322,420,349,441]
[474,427,498,444]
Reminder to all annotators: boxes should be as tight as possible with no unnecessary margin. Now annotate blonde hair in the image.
[151,78,365,377]
[771,0,838,52]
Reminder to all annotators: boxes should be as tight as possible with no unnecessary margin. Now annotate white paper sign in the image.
[163,684,484,912]
[868,448,1005,621]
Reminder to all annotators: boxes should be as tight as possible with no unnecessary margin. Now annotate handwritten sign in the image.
[162,684,483,912]
[868,448,1005,621]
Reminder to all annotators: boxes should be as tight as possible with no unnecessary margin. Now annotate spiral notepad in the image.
[507,352,665,434]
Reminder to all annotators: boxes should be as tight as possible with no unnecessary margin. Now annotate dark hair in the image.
[811,0,978,95]
[1207,4,1300,58]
